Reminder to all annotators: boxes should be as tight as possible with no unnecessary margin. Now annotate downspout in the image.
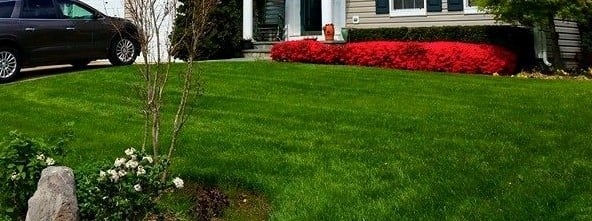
[533,26,553,66]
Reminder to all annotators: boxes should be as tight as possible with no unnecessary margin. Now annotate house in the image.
[80,0,125,18]
[242,0,582,67]
[81,0,174,61]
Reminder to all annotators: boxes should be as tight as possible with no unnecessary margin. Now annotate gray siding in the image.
[554,20,581,68]
[346,0,497,28]
[346,0,582,67]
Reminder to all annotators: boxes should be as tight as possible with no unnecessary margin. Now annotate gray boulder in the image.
[26,166,79,221]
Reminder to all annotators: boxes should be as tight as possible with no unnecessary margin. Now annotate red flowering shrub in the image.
[271,40,343,64]
[343,41,517,74]
[271,40,518,75]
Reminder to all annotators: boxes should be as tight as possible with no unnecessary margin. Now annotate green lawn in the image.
[1,61,592,220]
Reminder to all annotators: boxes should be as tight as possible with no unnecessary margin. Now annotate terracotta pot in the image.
[323,23,335,41]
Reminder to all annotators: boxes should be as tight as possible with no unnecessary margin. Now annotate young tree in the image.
[474,0,590,68]
[124,0,217,178]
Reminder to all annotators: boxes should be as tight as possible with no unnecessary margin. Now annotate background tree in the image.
[577,2,592,67]
[172,0,242,60]
[172,0,267,61]
[474,0,590,68]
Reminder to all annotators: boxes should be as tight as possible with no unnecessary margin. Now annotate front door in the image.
[300,0,321,35]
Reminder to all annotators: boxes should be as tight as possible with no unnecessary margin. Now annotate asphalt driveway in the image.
[17,61,112,82]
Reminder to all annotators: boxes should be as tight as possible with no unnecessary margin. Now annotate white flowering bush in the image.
[77,147,184,221]
[0,131,65,220]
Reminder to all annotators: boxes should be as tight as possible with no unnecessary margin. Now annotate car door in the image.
[55,0,101,58]
[18,0,75,63]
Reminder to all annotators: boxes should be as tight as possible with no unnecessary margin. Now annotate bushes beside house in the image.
[271,40,517,75]
[270,40,342,64]
[348,26,534,69]
[579,21,592,67]
[172,0,242,60]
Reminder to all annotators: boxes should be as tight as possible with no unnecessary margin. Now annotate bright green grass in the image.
[1,62,592,220]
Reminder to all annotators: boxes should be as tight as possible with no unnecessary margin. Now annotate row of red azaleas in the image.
[270,40,518,75]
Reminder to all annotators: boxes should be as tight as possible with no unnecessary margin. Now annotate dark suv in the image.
[0,0,140,82]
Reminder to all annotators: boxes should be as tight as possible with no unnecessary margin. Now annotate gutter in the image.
[533,26,553,66]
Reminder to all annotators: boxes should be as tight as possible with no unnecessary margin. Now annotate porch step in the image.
[253,41,281,50]
[258,26,281,41]
[243,49,272,60]
[242,41,281,59]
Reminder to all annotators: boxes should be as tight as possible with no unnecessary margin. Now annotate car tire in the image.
[71,60,92,69]
[108,37,138,66]
[0,47,21,83]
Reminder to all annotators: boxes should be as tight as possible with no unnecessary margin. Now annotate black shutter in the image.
[376,0,389,14]
[427,0,442,12]
[447,0,463,11]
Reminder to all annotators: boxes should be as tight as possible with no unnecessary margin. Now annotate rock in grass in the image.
[26,166,79,221]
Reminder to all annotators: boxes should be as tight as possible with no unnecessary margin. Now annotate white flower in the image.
[36,154,46,161]
[172,177,184,189]
[125,160,138,169]
[118,170,127,177]
[130,154,137,161]
[133,184,142,192]
[114,158,127,167]
[142,156,153,164]
[45,157,55,166]
[10,172,18,181]
[125,148,136,156]
[136,166,146,175]
[107,169,119,182]
[99,170,107,178]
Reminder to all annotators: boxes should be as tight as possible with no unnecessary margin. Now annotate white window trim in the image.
[464,0,482,14]
[389,0,427,17]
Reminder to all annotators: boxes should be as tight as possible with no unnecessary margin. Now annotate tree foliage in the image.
[474,0,590,27]
[474,0,591,68]
[172,0,242,60]
[577,2,592,67]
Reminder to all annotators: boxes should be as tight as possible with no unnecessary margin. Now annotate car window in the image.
[57,1,94,19]
[21,0,59,19]
[0,1,16,18]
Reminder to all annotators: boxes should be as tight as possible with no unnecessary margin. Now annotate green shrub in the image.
[348,26,536,69]
[0,131,67,220]
[77,148,183,221]
[172,0,243,60]
[579,21,592,67]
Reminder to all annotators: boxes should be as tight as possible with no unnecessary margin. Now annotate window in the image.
[0,1,16,18]
[464,0,481,14]
[57,1,94,19]
[390,0,426,16]
[21,0,58,19]
[394,0,424,9]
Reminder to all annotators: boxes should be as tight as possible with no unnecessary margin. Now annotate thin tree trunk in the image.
[167,60,192,160]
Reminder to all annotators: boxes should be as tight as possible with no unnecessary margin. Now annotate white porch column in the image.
[243,0,254,40]
[321,0,333,40]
